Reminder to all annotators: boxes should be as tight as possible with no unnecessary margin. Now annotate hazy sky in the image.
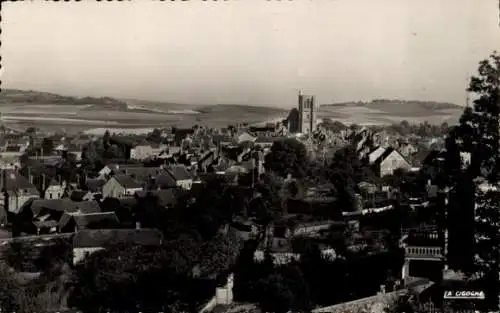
[2,0,499,108]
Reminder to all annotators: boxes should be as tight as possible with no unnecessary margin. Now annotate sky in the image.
[2,0,499,108]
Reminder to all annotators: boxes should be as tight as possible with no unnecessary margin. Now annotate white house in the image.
[44,179,66,200]
[130,144,168,160]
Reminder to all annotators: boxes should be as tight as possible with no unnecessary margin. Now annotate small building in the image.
[372,147,412,177]
[162,165,193,190]
[102,175,143,199]
[0,170,40,223]
[59,211,121,233]
[130,144,167,160]
[72,228,163,265]
[44,179,66,200]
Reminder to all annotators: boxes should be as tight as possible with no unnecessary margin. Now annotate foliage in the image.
[444,51,500,310]
[256,264,312,313]
[474,188,500,308]
[181,176,237,240]
[147,128,162,143]
[69,235,239,313]
[327,145,369,211]
[265,138,309,178]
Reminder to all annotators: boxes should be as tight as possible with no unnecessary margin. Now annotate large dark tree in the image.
[264,138,309,178]
[447,52,500,310]
[327,145,365,212]
[69,234,240,313]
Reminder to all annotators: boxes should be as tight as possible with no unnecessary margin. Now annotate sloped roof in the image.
[85,179,105,192]
[372,147,396,165]
[165,165,192,181]
[0,170,37,191]
[155,173,177,188]
[59,211,120,229]
[118,167,164,182]
[31,199,101,216]
[73,228,163,248]
[237,132,256,144]
[112,174,143,189]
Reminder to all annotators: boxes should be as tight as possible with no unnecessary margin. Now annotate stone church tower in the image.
[297,90,316,134]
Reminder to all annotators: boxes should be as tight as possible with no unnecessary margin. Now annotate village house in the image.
[369,147,412,177]
[398,142,418,158]
[162,165,194,190]
[102,174,144,199]
[59,211,121,233]
[22,198,102,235]
[130,143,168,160]
[0,170,39,224]
[72,228,163,265]
[44,178,66,200]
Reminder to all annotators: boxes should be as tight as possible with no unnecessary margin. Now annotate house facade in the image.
[379,149,412,177]
[102,175,143,199]
[130,144,167,160]
[44,180,66,200]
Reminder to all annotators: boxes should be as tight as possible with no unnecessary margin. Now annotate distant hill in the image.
[196,104,287,115]
[0,88,129,109]
[321,99,462,112]
[318,99,463,125]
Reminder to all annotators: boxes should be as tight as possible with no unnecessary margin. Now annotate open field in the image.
[0,89,464,133]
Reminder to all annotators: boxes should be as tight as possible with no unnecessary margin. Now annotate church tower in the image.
[297,90,316,134]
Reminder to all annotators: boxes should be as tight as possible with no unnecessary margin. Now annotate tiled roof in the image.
[0,170,37,191]
[118,167,164,182]
[59,211,120,229]
[166,165,192,181]
[85,179,105,193]
[72,228,163,248]
[112,174,143,189]
[155,173,177,188]
[70,190,91,201]
[31,199,101,216]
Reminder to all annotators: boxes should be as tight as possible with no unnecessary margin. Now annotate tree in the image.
[41,138,54,155]
[328,145,363,212]
[256,264,312,313]
[448,51,500,310]
[182,176,236,240]
[147,128,162,144]
[69,235,239,313]
[102,130,111,150]
[265,138,309,178]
